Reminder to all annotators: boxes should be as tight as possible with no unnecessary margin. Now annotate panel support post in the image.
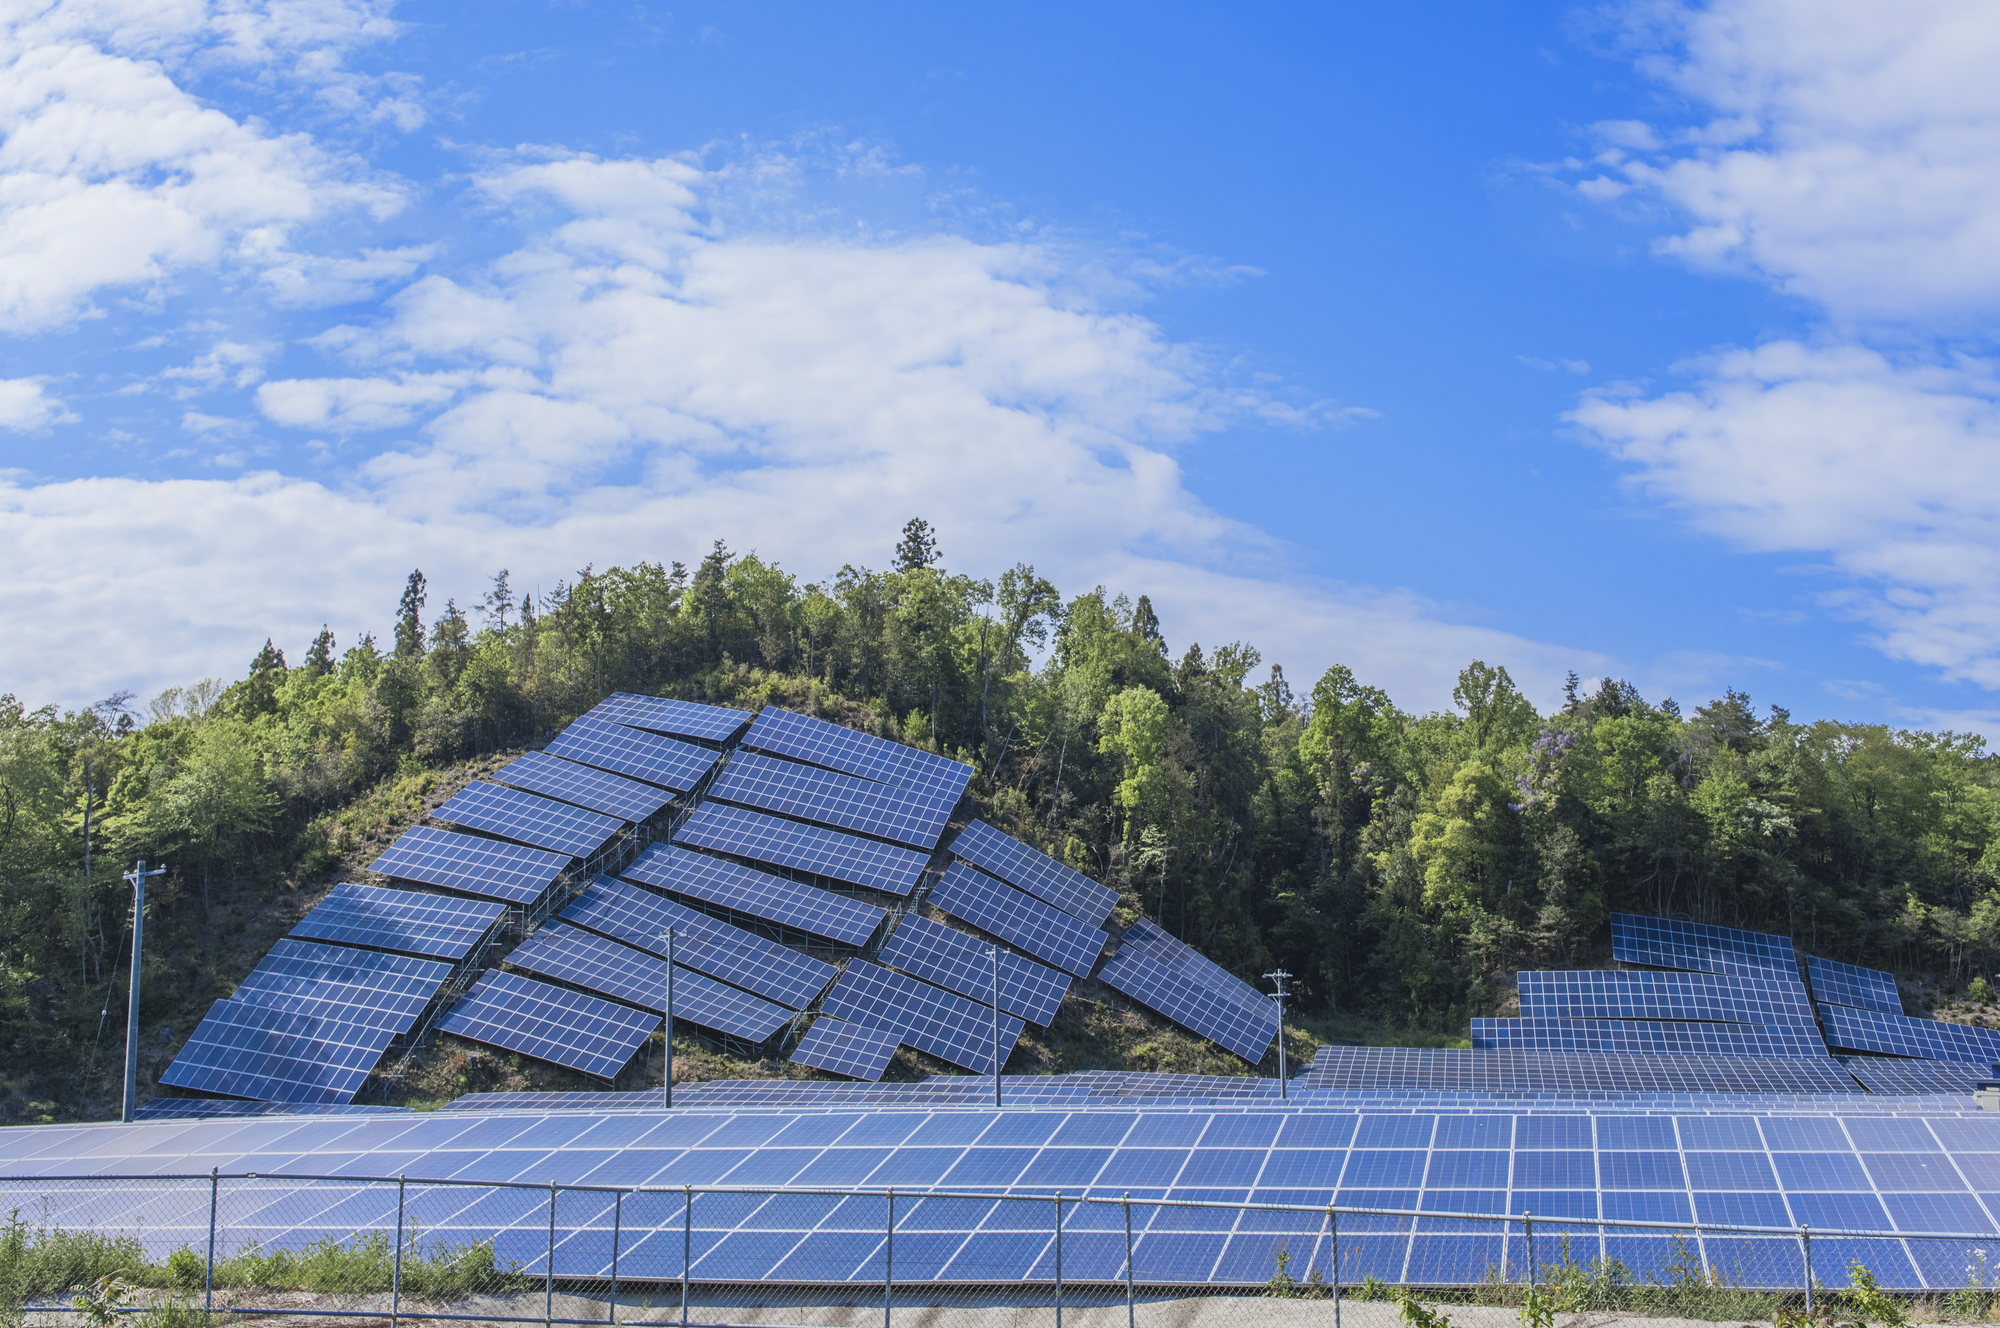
[205,1167,219,1316]
[884,1188,894,1328]
[1801,1225,1813,1311]
[1123,1193,1134,1328]
[546,1182,557,1328]
[682,1186,692,1328]
[608,1188,622,1326]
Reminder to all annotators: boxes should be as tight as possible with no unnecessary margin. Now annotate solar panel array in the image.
[877,913,1071,1026]
[545,713,719,792]
[948,818,1119,926]
[159,1000,398,1103]
[430,780,622,860]
[490,750,675,824]
[675,801,928,896]
[1298,1046,1866,1094]
[437,969,659,1080]
[1821,1003,2000,1067]
[822,959,1024,1074]
[367,826,567,907]
[925,861,1107,977]
[590,692,748,745]
[503,922,791,1042]
[230,939,451,1035]
[1809,956,1905,1015]
[1844,1057,1994,1095]
[622,842,885,947]
[1471,1016,1829,1057]
[1517,969,1818,1026]
[290,884,505,962]
[133,1098,410,1120]
[788,1016,902,1081]
[709,750,954,851]
[1097,940,1279,1063]
[742,705,972,802]
[560,877,836,1010]
[1611,911,1799,977]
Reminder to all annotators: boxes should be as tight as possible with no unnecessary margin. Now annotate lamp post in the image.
[122,860,166,1122]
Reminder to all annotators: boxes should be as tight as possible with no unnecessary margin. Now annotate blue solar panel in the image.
[503,922,791,1043]
[368,825,568,907]
[490,750,675,824]
[588,693,749,744]
[1097,939,1279,1062]
[159,999,396,1103]
[822,959,1024,1074]
[231,938,451,1035]
[1297,1047,1866,1093]
[1820,1003,2000,1066]
[559,877,836,1009]
[546,713,720,791]
[1610,912,1798,977]
[622,842,886,947]
[741,705,972,799]
[789,1016,902,1081]
[925,861,1107,977]
[133,1099,410,1120]
[1518,969,1817,1025]
[436,970,657,1080]
[876,913,1071,1026]
[1472,1017,1829,1057]
[1842,1057,1988,1095]
[290,884,505,961]
[709,750,954,850]
[1808,956,1904,1015]
[430,781,622,860]
[949,819,1119,927]
[674,801,928,896]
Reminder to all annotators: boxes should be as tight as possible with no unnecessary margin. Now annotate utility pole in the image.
[122,860,166,1122]
[991,947,1002,1108]
[82,760,94,878]
[1263,969,1292,1101]
[662,928,675,1110]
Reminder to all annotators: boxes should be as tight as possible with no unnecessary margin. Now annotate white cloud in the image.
[0,377,72,430]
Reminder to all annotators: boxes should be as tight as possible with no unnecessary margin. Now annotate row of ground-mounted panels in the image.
[1471,1017,1830,1058]
[1517,969,1817,1026]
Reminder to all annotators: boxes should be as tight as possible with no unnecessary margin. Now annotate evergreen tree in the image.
[303,627,335,677]
[894,518,940,573]
[394,569,427,659]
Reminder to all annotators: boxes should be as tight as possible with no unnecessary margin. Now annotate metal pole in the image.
[1122,1194,1134,1328]
[681,1186,692,1328]
[609,1189,622,1326]
[1525,1212,1536,1287]
[546,1183,557,1328]
[1801,1225,1813,1311]
[1331,1206,1341,1328]
[663,929,675,1110]
[992,946,1002,1107]
[205,1167,219,1314]
[884,1188,894,1328]
[121,859,163,1122]
[392,1176,406,1328]
[1263,969,1291,1099]
[1053,1194,1064,1328]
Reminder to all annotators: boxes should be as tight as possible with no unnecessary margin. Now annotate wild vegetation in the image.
[5,520,2000,1121]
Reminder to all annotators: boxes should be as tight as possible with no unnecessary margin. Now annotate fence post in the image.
[682,1186,692,1328]
[1054,1193,1063,1328]
[205,1167,219,1315]
[1524,1211,1536,1287]
[884,1187,894,1328]
[1801,1225,1813,1311]
[546,1182,557,1328]
[1122,1194,1134,1328]
[609,1188,622,1326]
[392,1175,406,1328]
[1330,1206,1341,1328]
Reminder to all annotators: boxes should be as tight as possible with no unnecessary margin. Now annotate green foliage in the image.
[1395,1286,1457,1328]
[212,1229,526,1298]
[1265,1244,1296,1298]
[0,1209,143,1306]
[1973,977,1993,1005]
[1845,1262,1906,1327]
[164,1248,203,1292]
[74,1274,129,1328]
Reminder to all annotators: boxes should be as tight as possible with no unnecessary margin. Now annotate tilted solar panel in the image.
[788,1016,901,1081]
[674,801,928,897]
[741,705,972,799]
[1296,1045,1865,1094]
[159,999,397,1104]
[289,884,505,962]
[1471,1016,1829,1057]
[588,692,749,745]
[133,1099,410,1120]
[1610,911,1798,977]
[1820,1003,2000,1066]
[545,713,719,792]
[490,750,675,824]
[708,750,954,851]
[622,842,886,947]
[948,819,1119,927]
[1516,969,1818,1026]
[367,825,567,907]
[429,781,622,860]
[1096,942,1279,1062]
[1115,917,1274,1018]
[559,877,836,1010]
[925,860,1107,977]
[502,922,791,1043]
[822,959,1024,1074]
[1807,955,1904,1015]
[1842,1057,1990,1095]
[436,970,657,1080]
[877,913,1071,1026]
[230,938,451,1036]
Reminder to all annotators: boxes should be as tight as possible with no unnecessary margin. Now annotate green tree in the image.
[393,569,427,660]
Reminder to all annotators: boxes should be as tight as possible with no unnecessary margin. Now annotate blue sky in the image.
[3,0,1997,731]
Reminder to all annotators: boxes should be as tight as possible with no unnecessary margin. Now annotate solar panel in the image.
[367,825,567,907]
[821,959,1024,1074]
[622,842,886,947]
[429,781,621,860]
[1820,1003,2000,1066]
[230,938,451,1035]
[876,913,1071,1026]
[1116,918,1274,1018]
[1807,956,1904,1014]
[741,705,972,799]
[490,750,675,824]
[1517,969,1818,1025]
[1839,1057,1987,1095]
[788,1017,901,1081]
[1471,1016,1829,1057]
[436,970,657,1080]
[502,922,791,1043]
[708,750,954,850]
[587,692,749,744]
[1096,941,1279,1062]
[925,861,1107,977]
[674,801,928,897]
[132,1099,410,1120]
[159,1000,396,1103]
[1296,1046,1866,1094]
[949,819,1119,927]
[289,883,505,961]
[559,877,836,1009]
[545,713,719,791]
[1610,911,1798,977]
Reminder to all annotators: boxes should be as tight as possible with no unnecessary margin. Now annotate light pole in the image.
[663,928,676,1109]
[122,860,166,1122]
[1263,969,1292,1100]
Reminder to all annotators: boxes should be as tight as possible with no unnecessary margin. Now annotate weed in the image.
[1845,1263,1906,1328]
[1395,1287,1456,1328]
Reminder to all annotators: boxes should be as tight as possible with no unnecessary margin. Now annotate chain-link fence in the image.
[0,1171,1996,1327]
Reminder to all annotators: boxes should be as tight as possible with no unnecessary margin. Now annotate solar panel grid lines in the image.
[490,750,676,825]
[1095,942,1280,1063]
[948,818,1119,927]
[1470,1016,1831,1058]
[428,780,622,861]
[1609,912,1800,977]
[1808,956,1906,1016]
[545,713,720,792]
[622,842,887,947]
[501,922,792,1043]
[876,912,1072,1026]
[132,1099,412,1120]
[674,801,930,897]
[788,1017,902,1081]
[588,693,749,745]
[1820,1003,2000,1066]
[436,969,659,1080]
[289,883,506,961]
[1516,969,1818,1026]
[708,750,956,852]
[159,999,399,1103]
[1294,1046,1867,1094]
[1115,918,1270,1009]
[925,860,1108,977]
[559,876,837,1010]
[1842,1058,1995,1095]
[366,826,568,906]
[741,705,973,799]
[822,958,1025,1074]
[230,938,452,1036]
